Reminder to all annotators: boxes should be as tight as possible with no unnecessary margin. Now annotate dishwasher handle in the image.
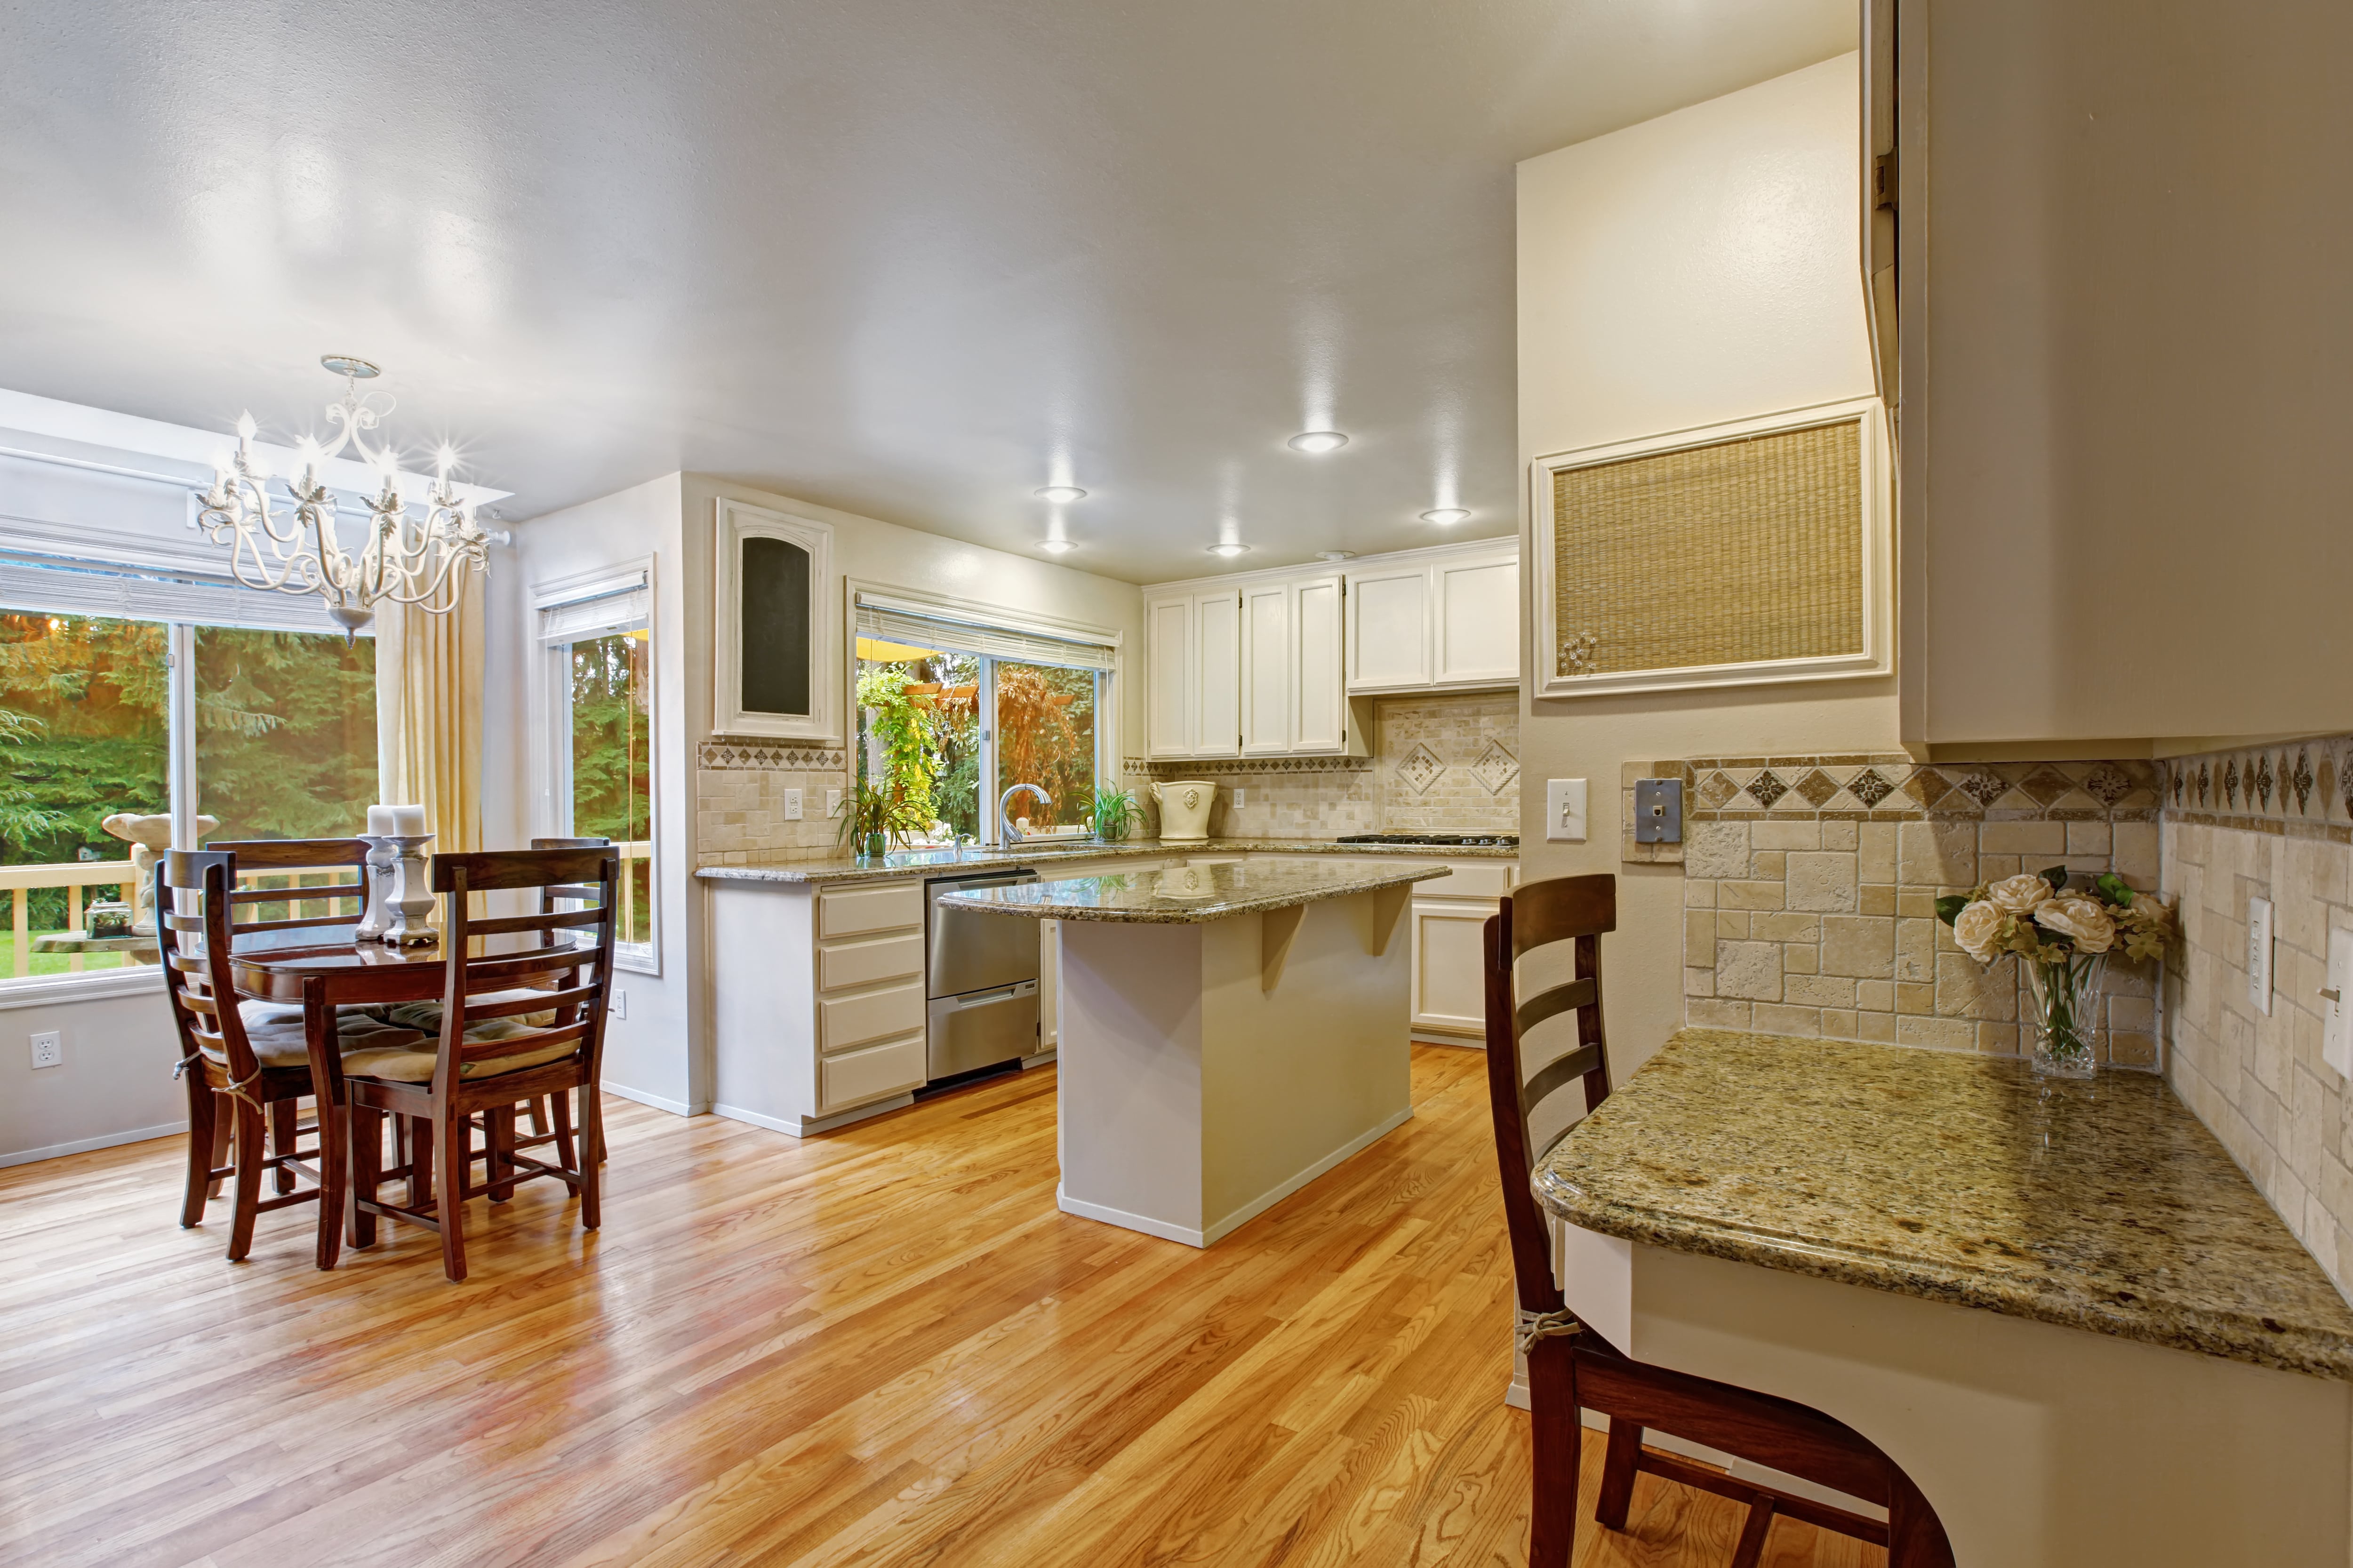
[941,979,1039,1009]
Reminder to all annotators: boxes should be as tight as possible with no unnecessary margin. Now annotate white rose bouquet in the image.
[1935,865,2176,1077]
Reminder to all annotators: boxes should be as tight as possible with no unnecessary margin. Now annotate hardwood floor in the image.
[0,1046,1878,1568]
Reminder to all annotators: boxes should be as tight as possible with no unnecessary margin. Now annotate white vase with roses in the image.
[1936,866,2177,1078]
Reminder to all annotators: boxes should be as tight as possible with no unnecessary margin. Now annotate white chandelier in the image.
[196,355,507,635]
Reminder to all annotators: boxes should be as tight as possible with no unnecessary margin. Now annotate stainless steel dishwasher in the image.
[925,869,1042,1081]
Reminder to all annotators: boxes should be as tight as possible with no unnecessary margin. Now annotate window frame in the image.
[533,558,660,976]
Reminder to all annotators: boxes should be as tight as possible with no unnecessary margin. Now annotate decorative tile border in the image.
[1684,755,2162,823]
[2161,736,2353,843]
[698,740,848,771]
[1124,756,1374,776]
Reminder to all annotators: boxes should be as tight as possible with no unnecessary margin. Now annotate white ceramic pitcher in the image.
[1151,779,1217,842]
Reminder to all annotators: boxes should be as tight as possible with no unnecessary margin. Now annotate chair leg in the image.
[225,1097,266,1263]
[208,1107,233,1199]
[348,1106,383,1250]
[528,1096,550,1139]
[180,1082,216,1228]
[1527,1335,1581,1568]
[1729,1497,1778,1568]
[1594,1417,1642,1530]
[436,1109,469,1283]
[485,1097,513,1196]
[410,1115,434,1212]
[312,1090,345,1272]
[577,1082,603,1231]
[552,1088,578,1173]
[270,1099,298,1194]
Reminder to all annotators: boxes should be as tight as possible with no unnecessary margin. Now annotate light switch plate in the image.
[826,788,843,817]
[784,787,804,821]
[1232,788,1246,809]
[2248,896,2275,1016]
[2326,928,2353,1079]
[1546,778,1589,843]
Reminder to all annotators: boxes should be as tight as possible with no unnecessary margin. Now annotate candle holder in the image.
[377,833,439,947]
[354,835,399,942]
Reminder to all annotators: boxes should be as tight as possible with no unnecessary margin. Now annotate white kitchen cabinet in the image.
[1347,543,1519,695]
[1290,574,1349,752]
[1411,903,1492,1036]
[1345,565,1433,690]
[1192,590,1242,757]
[1432,551,1520,686]
[1239,580,1290,755]
[1145,595,1193,759]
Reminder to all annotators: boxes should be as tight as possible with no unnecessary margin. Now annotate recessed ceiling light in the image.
[1207,542,1252,557]
[1420,508,1470,525]
[1034,485,1087,504]
[1037,538,1077,554]
[1287,431,1349,454]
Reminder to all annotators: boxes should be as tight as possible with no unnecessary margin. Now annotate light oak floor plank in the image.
[0,1046,1877,1568]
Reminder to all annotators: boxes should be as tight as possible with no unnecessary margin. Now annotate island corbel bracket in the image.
[1262,903,1307,993]
[1368,883,1411,958]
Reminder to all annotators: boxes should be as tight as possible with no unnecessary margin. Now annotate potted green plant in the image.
[838,780,928,861]
[1090,784,1139,843]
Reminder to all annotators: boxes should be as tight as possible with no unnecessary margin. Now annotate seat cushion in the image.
[341,1025,579,1084]
[381,991,562,1035]
[240,999,387,1029]
[200,1016,427,1071]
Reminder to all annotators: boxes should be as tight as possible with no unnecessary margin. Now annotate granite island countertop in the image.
[1535,1027,2353,1381]
[695,837,1514,888]
[936,858,1446,924]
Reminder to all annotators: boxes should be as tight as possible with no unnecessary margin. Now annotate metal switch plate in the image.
[1633,778,1685,843]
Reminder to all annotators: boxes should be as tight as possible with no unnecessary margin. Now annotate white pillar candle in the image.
[391,804,427,835]
[367,804,397,834]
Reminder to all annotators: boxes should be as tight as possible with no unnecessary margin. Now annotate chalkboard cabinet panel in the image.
[714,497,836,741]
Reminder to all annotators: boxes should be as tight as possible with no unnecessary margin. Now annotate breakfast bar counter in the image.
[944,858,1445,1247]
[1533,1027,2353,1567]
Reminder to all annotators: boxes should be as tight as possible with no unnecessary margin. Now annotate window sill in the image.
[0,968,163,1011]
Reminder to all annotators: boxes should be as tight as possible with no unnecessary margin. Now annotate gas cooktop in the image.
[1334,832,1519,848]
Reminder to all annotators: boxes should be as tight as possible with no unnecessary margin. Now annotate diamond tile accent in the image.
[1469,740,1520,796]
[1395,743,1444,795]
[2224,757,2241,808]
[1848,768,1896,808]
[2081,763,2135,807]
[2294,751,2315,814]
[1696,771,1739,809]
[2017,766,2076,806]
[1899,768,1948,810]
[1954,771,2011,808]
[2256,753,2275,810]
[1746,770,1789,809]
[1791,768,1841,808]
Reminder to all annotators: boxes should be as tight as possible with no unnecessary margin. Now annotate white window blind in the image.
[538,582,650,643]
[0,551,368,636]
[854,596,1117,671]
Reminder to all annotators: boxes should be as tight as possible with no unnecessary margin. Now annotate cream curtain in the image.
[375,574,484,852]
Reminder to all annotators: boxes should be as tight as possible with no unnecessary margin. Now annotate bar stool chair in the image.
[343,846,620,1281]
[1482,874,1953,1568]
[161,851,423,1262]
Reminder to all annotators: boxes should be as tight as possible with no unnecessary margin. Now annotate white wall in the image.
[492,472,1145,1117]
[1516,56,1885,1072]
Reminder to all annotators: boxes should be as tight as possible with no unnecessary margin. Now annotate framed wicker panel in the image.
[1530,398,1892,699]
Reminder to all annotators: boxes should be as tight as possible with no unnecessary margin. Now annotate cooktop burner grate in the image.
[1334,832,1520,848]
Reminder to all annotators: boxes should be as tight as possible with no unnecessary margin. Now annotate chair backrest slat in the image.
[428,847,620,1091]
[157,849,264,1082]
[208,838,372,947]
[1483,873,1618,1317]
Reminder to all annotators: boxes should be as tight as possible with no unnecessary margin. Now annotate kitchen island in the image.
[1536,1027,2353,1567]
[943,858,1445,1247]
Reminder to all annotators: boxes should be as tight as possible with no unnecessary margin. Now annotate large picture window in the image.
[538,568,656,970]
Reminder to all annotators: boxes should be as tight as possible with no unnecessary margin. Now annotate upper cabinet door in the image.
[1290,574,1347,752]
[1145,596,1193,759]
[1239,581,1292,755]
[1433,552,1520,686]
[714,498,835,740]
[1191,591,1242,757]
[1345,566,1433,691]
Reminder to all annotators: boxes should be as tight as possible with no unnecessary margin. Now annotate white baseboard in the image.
[712,1094,913,1138]
[0,1120,186,1169]
[1057,1105,1415,1249]
[1412,1032,1485,1049]
[600,1080,692,1116]
[1021,1049,1058,1069]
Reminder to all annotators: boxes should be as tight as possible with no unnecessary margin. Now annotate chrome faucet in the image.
[997,783,1049,846]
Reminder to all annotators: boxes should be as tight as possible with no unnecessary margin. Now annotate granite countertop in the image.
[694,837,1515,887]
[1535,1027,2353,1381]
[935,858,1447,923]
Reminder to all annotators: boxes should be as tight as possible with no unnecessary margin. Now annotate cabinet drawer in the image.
[820,931,925,992]
[1416,863,1514,900]
[820,1032,926,1111]
[819,981,926,1054]
[818,880,923,938]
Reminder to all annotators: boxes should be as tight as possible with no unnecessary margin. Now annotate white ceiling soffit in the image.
[0,0,1854,584]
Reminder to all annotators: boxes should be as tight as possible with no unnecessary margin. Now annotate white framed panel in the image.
[1432,551,1520,687]
[1344,565,1433,691]
[713,497,836,740]
[1144,595,1192,759]
[1532,397,1893,700]
[1191,590,1241,757]
[1239,580,1291,756]
[1290,574,1347,752]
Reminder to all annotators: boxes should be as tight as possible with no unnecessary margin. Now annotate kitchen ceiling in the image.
[0,0,1852,584]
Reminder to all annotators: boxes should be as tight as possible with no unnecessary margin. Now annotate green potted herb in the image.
[839,780,928,861]
[1090,785,1139,843]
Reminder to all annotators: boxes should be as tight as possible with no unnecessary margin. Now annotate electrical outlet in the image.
[1545,779,1589,843]
[2324,928,2353,1079]
[610,989,627,1022]
[2248,896,2275,1016]
[784,787,804,821]
[29,1030,61,1069]
[826,788,843,817]
[1231,788,1246,809]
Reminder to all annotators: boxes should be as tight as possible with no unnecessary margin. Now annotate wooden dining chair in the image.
[342,845,620,1281]
[1483,875,1954,1568]
[161,850,424,1261]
